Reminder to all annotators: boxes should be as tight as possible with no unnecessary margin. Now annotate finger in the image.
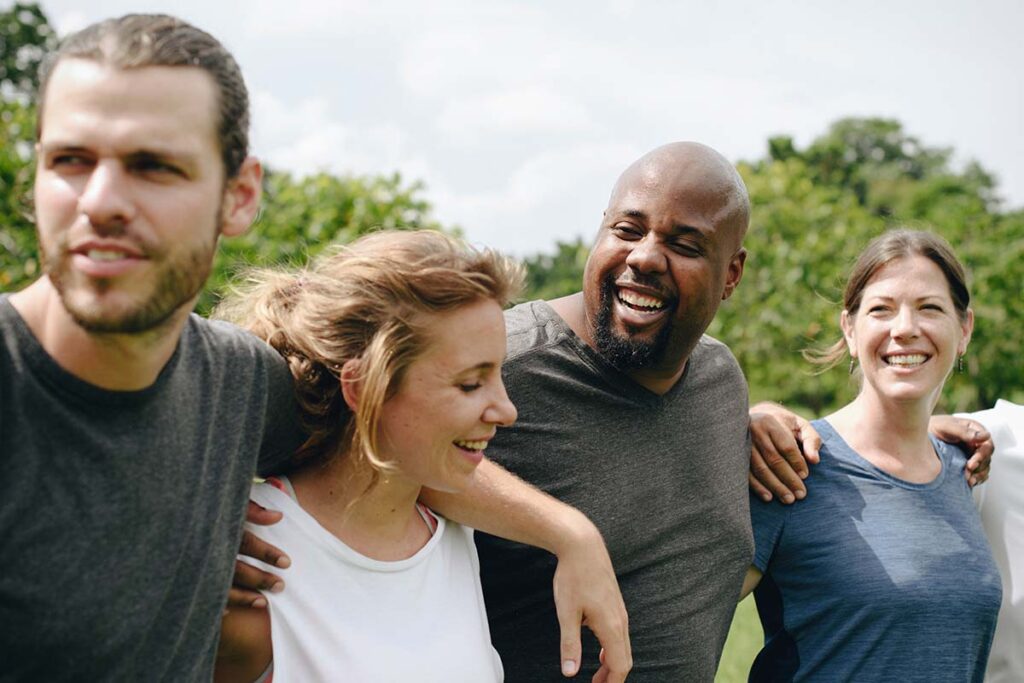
[581,612,631,683]
[234,558,285,593]
[748,471,773,502]
[751,418,809,488]
[239,529,291,569]
[796,420,822,464]
[246,500,284,525]
[226,586,267,609]
[554,600,582,677]
[750,444,800,503]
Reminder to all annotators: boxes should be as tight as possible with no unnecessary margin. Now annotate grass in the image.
[715,595,761,683]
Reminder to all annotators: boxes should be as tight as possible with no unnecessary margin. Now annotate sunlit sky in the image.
[41,0,1024,256]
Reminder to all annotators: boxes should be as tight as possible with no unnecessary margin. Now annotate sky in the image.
[40,0,1024,257]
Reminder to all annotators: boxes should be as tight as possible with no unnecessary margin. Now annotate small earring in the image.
[957,355,965,373]
[849,358,857,375]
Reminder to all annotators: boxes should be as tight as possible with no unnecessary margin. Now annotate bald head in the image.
[609,142,750,251]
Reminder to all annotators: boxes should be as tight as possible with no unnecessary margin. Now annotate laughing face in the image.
[581,144,747,376]
[376,298,518,493]
[842,255,973,408]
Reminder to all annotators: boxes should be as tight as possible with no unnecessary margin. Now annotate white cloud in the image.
[436,86,599,143]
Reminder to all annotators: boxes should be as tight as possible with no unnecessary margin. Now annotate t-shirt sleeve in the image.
[749,490,791,572]
[256,352,306,476]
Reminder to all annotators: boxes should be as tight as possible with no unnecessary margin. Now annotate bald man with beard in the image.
[466,142,755,681]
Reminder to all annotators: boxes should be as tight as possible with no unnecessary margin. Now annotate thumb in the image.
[556,602,582,677]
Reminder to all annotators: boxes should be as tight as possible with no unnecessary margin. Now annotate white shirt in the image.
[960,400,1024,683]
[244,481,504,683]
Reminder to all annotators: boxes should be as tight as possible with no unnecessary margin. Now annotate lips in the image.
[68,241,146,278]
[882,353,930,368]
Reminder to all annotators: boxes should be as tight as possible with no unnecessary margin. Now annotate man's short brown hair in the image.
[36,14,250,178]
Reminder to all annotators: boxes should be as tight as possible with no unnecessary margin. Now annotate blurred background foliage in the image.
[2,2,1020,416]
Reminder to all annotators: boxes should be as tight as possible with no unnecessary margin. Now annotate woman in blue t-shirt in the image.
[741,229,1002,682]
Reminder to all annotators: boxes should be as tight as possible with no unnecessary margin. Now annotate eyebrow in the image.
[39,141,198,163]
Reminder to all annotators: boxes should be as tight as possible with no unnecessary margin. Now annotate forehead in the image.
[864,256,951,297]
[40,59,220,157]
[413,299,507,373]
[607,161,743,240]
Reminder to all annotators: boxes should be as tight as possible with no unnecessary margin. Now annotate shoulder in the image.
[688,334,745,386]
[503,300,574,361]
[184,315,287,372]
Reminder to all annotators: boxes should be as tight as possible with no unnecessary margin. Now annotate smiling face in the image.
[33,59,258,333]
[842,255,973,409]
[376,298,517,493]
[581,143,747,375]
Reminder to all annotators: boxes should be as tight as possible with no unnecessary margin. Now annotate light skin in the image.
[215,299,519,681]
[11,59,261,390]
[741,254,975,597]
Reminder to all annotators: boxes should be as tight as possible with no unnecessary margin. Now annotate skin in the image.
[742,254,976,597]
[12,59,261,390]
[554,141,749,395]
[215,299,519,681]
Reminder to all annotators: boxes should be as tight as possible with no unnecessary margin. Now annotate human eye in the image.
[130,155,186,178]
[611,224,642,240]
[49,152,93,171]
[458,382,482,393]
[670,240,702,256]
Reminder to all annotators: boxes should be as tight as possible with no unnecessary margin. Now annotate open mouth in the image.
[617,288,667,313]
[454,439,488,453]
[883,353,929,368]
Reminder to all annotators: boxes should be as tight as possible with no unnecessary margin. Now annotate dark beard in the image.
[593,275,673,371]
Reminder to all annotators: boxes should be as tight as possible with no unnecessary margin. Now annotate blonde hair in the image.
[215,230,524,484]
[805,228,970,371]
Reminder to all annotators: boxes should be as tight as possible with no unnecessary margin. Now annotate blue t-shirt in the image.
[749,419,1002,682]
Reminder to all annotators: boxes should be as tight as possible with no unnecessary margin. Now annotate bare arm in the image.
[739,566,763,601]
[214,605,273,683]
[420,458,632,682]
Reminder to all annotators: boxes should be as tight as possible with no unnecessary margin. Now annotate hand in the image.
[929,415,994,487]
[552,514,631,682]
[227,500,291,609]
[749,402,822,504]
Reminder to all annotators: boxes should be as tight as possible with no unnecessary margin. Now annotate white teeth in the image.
[87,249,127,262]
[886,354,927,367]
[455,440,488,451]
[619,290,664,310]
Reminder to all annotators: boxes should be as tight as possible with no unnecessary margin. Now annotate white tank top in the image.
[244,481,504,682]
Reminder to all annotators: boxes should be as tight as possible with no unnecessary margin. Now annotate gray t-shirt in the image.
[0,295,302,681]
[477,300,753,681]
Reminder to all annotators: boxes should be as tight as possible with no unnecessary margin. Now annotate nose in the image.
[891,306,919,339]
[624,233,667,274]
[484,379,518,428]
[77,160,135,232]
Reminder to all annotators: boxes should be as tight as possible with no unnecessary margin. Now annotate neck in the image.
[9,278,191,391]
[548,292,687,395]
[288,449,428,561]
[827,390,940,481]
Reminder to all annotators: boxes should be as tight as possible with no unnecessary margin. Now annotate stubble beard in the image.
[41,220,220,335]
[593,274,673,371]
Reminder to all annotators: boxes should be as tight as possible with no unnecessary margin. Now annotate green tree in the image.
[198,170,453,314]
[0,1,52,293]
[522,237,588,301]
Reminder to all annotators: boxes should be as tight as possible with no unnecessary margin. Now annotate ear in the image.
[840,309,856,358]
[721,248,747,301]
[219,156,263,238]
[339,358,362,413]
[958,308,975,356]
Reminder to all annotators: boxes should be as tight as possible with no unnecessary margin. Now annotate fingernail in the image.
[795,489,805,500]
[562,660,577,676]
[252,596,268,608]
[276,556,292,569]
[800,471,808,480]
[782,494,794,504]
[270,581,285,594]
[761,493,772,502]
